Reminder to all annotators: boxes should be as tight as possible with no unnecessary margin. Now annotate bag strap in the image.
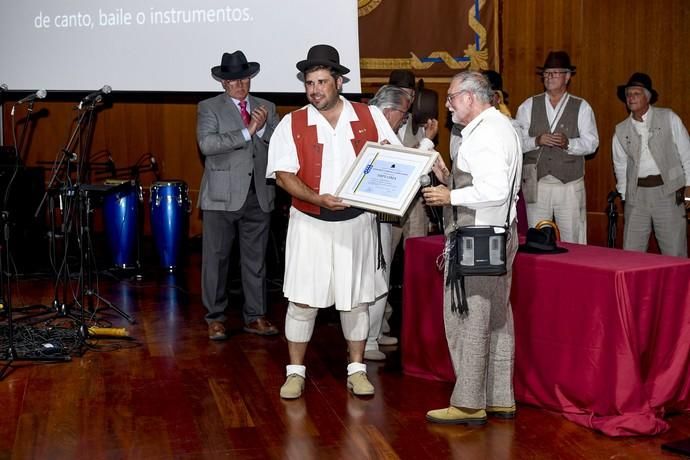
[451,163,518,230]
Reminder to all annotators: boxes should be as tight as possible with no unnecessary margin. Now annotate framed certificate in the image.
[335,142,439,216]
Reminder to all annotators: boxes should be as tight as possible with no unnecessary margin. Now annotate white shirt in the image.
[451,107,522,226]
[397,119,435,150]
[515,92,599,156]
[266,97,401,194]
[631,114,661,177]
[612,107,690,199]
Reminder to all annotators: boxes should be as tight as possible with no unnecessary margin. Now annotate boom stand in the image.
[0,102,71,380]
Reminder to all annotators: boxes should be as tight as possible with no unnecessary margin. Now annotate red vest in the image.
[290,102,378,215]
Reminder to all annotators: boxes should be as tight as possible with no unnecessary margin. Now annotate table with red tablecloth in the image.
[401,235,690,436]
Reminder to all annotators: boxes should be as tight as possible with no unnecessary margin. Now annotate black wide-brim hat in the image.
[519,227,568,254]
[482,70,509,101]
[211,51,260,80]
[412,86,439,129]
[296,44,350,75]
[536,51,576,75]
[617,72,658,105]
[389,69,416,89]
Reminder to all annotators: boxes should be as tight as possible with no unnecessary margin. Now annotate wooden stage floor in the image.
[0,250,688,459]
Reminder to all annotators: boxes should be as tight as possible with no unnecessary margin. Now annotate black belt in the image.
[637,175,663,187]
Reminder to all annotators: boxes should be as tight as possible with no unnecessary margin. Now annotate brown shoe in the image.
[244,317,279,336]
[208,321,227,341]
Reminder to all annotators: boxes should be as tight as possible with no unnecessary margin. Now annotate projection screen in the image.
[0,0,361,93]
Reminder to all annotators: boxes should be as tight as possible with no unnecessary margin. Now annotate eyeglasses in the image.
[225,78,250,85]
[542,71,569,78]
[446,90,467,104]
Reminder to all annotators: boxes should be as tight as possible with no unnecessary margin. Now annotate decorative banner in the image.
[358,0,499,78]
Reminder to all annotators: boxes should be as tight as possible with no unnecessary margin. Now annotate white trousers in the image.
[527,176,587,244]
[367,223,393,351]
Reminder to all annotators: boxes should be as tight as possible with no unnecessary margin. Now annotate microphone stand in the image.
[606,191,621,248]
[0,102,71,380]
[74,100,136,330]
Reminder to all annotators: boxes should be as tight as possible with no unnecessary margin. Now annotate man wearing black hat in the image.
[197,50,280,340]
[378,70,440,346]
[612,72,690,257]
[515,51,599,244]
[266,44,401,399]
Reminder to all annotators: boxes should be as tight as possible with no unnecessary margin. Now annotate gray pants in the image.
[624,186,687,257]
[443,224,518,409]
[202,190,271,325]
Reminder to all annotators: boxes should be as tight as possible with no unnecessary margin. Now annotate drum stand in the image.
[77,187,135,326]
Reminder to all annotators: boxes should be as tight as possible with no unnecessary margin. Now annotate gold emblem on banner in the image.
[360,0,490,71]
[358,0,383,17]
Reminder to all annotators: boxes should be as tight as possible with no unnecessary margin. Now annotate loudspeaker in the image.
[0,160,47,275]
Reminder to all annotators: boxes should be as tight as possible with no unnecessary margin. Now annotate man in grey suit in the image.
[197,50,280,340]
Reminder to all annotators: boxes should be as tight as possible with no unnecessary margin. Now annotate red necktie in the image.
[239,100,250,126]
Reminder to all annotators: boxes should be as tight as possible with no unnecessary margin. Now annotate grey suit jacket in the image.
[196,93,279,212]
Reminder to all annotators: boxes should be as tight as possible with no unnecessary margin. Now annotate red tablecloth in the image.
[401,235,690,436]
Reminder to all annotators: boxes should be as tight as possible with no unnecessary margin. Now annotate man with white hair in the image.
[422,71,522,425]
[612,72,690,256]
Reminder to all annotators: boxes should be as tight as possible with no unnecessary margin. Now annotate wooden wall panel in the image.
[3,0,690,246]
[502,0,690,247]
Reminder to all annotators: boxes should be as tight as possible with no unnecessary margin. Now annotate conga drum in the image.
[150,180,189,270]
[103,179,140,268]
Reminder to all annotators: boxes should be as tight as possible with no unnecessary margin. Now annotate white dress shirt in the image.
[515,92,599,156]
[451,107,522,226]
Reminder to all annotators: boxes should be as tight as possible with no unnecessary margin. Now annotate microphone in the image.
[16,89,47,105]
[88,326,129,338]
[79,85,112,109]
[61,149,78,162]
[0,83,8,92]
[107,154,116,176]
[607,191,621,203]
[150,155,158,171]
[150,154,161,180]
[419,174,432,188]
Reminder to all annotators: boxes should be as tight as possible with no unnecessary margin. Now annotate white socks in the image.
[286,364,306,378]
[347,362,367,376]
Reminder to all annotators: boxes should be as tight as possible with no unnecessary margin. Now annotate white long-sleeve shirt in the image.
[451,107,522,226]
[515,92,599,156]
[612,107,690,200]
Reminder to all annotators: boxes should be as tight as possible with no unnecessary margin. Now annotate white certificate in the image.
[335,142,439,216]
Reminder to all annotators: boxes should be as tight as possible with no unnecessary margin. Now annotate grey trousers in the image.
[443,224,518,409]
[202,190,271,325]
[623,186,687,257]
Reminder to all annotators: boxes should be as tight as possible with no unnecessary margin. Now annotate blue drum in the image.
[103,180,140,268]
[150,180,189,270]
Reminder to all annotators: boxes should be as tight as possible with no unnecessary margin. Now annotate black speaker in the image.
[0,153,47,275]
